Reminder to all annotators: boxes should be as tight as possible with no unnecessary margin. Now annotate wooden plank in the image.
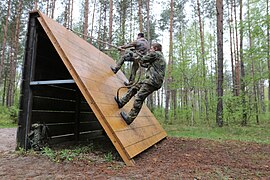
[75,88,81,141]
[125,131,167,158]
[31,111,75,123]
[31,111,98,124]
[32,85,76,100]
[115,124,164,148]
[79,130,104,140]
[79,121,102,131]
[47,123,75,137]
[47,122,101,137]
[17,13,39,149]
[30,79,75,85]
[98,103,155,117]
[32,96,76,111]
[106,116,162,132]
[49,130,105,144]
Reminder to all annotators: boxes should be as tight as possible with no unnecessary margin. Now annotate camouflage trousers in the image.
[115,49,140,83]
[119,82,158,121]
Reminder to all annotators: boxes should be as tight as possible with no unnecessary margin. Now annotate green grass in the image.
[41,145,94,162]
[162,123,270,144]
[0,114,17,128]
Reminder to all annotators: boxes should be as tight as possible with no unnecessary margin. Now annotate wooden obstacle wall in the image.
[17,11,167,166]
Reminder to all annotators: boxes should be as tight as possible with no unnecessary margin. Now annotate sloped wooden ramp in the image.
[24,11,167,166]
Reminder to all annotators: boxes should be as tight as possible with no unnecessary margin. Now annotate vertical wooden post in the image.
[17,13,39,149]
[74,88,81,141]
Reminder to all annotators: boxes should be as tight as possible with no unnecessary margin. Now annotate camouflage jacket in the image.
[122,38,149,55]
[140,51,166,89]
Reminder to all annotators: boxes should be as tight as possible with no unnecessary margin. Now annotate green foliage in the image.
[16,147,27,156]
[16,147,36,156]
[41,147,57,161]
[104,152,113,162]
[152,108,165,121]
[162,121,270,144]
[0,106,18,128]
[41,144,94,162]
[8,106,19,123]
[59,149,79,161]
[223,95,244,125]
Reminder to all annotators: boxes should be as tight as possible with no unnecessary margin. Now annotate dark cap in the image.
[137,32,144,38]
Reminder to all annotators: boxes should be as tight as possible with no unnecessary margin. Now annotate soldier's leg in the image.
[111,50,133,74]
[128,58,139,84]
[126,83,156,123]
[119,83,141,106]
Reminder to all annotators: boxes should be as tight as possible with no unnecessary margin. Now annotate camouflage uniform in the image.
[113,38,149,84]
[118,50,166,123]
[28,123,50,150]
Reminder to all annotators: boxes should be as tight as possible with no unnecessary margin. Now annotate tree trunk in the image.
[2,72,7,106]
[0,0,11,81]
[248,0,259,124]
[197,0,209,121]
[90,0,97,44]
[108,0,113,47]
[146,0,153,109]
[165,0,174,123]
[146,0,151,43]
[8,0,23,107]
[83,0,89,40]
[129,0,133,42]
[267,0,270,112]
[63,3,68,27]
[216,0,223,127]
[233,0,240,96]
[67,0,71,28]
[228,0,235,95]
[121,0,127,45]
[6,41,13,107]
[259,79,265,113]
[239,0,247,125]
[138,0,143,32]
[51,0,56,18]
[157,89,160,108]
[172,89,177,122]
[70,0,74,29]
[102,1,107,49]
[46,0,50,15]
[97,0,103,49]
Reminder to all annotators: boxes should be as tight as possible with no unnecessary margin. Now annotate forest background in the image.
[0,0,269,143]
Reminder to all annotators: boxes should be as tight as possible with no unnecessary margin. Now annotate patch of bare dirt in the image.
[0,128,16,152]
[0,128,270,179]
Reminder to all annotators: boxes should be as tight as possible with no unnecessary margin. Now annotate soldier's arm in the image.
[140,52,157,64]
[121,40,137,49]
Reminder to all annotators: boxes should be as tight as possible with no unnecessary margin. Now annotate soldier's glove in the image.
[134,56,140,60]
[117,46,125,51]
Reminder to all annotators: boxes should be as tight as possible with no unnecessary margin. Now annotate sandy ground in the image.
[0,128,16,152]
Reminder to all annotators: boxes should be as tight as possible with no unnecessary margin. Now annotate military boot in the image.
[124,81,134,86]
[110,66,119,74]
[120,112,134,125]
[114,96,124,108]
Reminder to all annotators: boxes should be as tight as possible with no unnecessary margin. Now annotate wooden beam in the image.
[74,87,81,141]
[30,79,75,85]
[17,12,39,149]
